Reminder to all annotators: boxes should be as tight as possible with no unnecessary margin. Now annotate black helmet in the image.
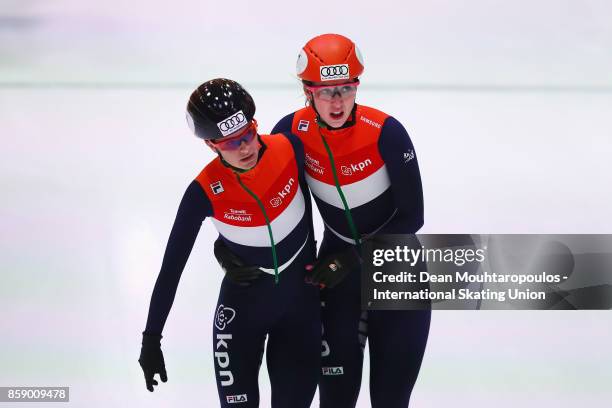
[186,78,256,140]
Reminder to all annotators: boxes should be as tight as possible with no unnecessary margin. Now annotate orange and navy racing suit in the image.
[272,105,431,408]
[144,133,320,408]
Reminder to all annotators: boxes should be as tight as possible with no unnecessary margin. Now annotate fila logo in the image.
[404,150,415,163]
[320,64,350,81]
[214,304,236,331]
[298,120,310,132]
[215,333,234,386]
[340,159,372,176]
[226,394,248,404]
[322,366,344,376]
[269,178,295,207]
[210,181,224,195]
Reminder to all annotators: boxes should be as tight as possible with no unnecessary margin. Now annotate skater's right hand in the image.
[214,239,262,286]
[138,333,168,392]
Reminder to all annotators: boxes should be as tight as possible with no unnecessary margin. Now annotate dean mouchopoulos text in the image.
[361,234,612,310]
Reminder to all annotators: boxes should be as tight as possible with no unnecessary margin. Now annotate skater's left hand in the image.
[305,248,361,289]
[138,333,168,392]
[214,238,262,286]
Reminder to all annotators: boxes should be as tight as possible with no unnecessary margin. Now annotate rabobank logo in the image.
[223,209,252,223]
[226,394,248,404]
[305,153,324,175]
[340,159,372,176]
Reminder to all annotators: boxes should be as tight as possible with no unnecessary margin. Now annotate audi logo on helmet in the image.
[320,64,350,81]
[217,110,248,137]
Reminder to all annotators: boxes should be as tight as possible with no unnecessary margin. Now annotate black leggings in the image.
[212,249,321,408]
[318,233,431,408]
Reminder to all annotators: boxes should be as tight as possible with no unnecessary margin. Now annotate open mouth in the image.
[330,111,344,120]
[240,152,255,163]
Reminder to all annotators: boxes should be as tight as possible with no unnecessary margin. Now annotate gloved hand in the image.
[214,239,262,286]
[306,247,361,289]
[138,332,167,392]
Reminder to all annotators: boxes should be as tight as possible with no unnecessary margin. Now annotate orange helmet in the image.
[296,34,364,83]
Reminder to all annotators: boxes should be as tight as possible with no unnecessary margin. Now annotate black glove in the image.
[138,333,167,392]
[214,239,263,286]
[306,247,361,289]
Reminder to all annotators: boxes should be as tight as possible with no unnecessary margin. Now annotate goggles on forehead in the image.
[211,119,258,151]
[304,80,360,101]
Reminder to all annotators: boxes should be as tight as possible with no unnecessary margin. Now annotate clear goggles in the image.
[212,119,258,151]
[304,80,360,101]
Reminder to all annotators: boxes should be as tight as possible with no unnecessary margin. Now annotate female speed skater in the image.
[270,34,432,408]
[138,78,321,407]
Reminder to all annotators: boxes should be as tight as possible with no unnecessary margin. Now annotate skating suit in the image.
[273,106,431,408]
[144,133,320,408]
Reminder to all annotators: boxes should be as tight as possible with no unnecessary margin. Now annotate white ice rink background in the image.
[1,1,612,407]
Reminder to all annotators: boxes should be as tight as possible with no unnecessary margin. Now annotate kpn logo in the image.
[227,394,248,404]
[269,178,295,207]
[341,158,372,176]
